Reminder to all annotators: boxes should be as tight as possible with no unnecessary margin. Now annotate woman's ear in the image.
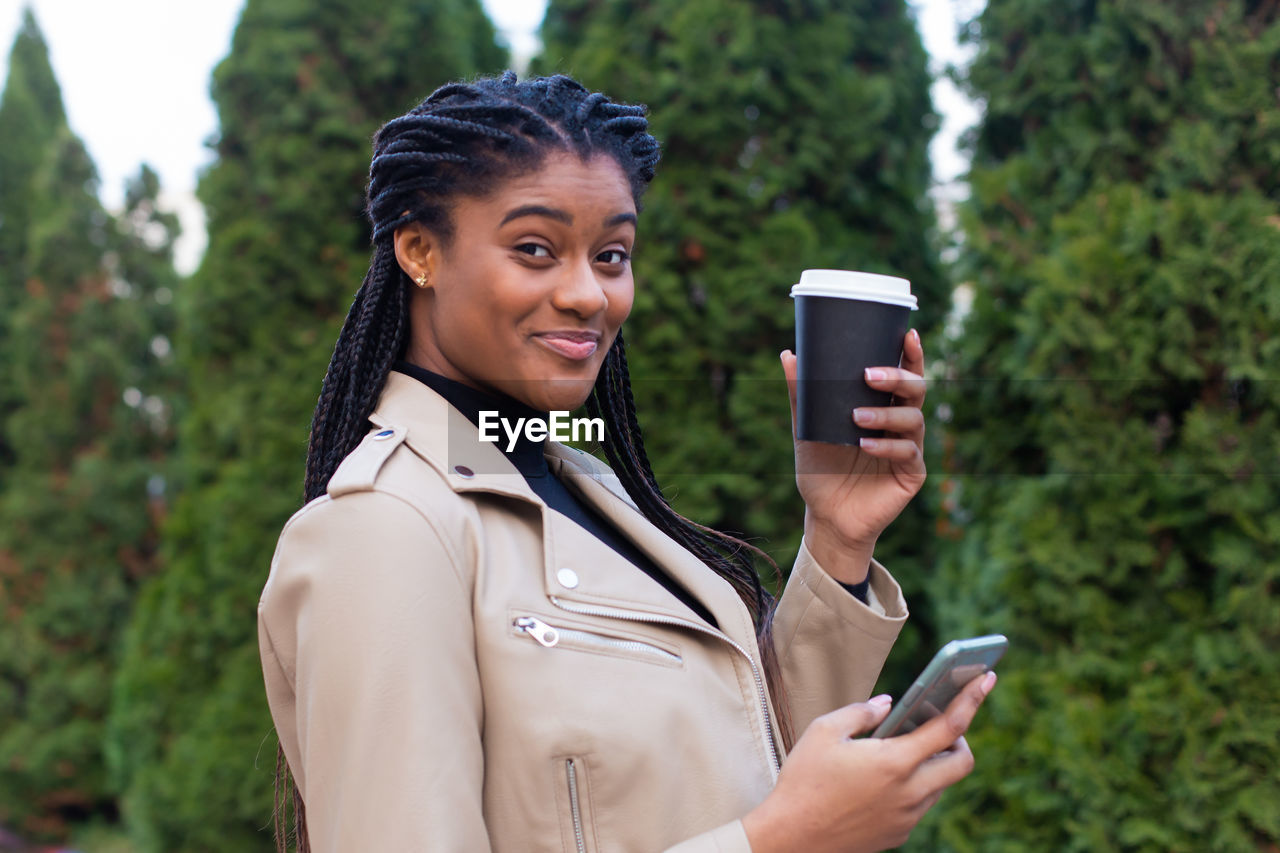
[393,221,439,289]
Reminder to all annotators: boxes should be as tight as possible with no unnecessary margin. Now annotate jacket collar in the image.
[369,369,540,503]
[366,370,757,640]
[545,454,761,640]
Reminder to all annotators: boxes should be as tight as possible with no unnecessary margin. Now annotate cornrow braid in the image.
[280,71,786,852]
[586,335,794,746]
[588,338,746,589]
[303,241,407,503]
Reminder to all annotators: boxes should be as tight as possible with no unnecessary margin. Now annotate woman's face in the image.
[396,151,637,413]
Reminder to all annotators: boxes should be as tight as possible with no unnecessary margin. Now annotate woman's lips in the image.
[533,332,600,361]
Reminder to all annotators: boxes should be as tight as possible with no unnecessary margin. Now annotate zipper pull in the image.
[513,615,560,647]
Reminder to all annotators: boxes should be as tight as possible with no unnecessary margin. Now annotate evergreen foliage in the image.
[0,61,179,851]
[0,9,65,321]
[928,1,1280,848]
[536,0,946,672]
[105,1,505,848]
[0,9,66,472]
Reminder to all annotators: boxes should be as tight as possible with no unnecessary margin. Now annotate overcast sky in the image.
[0,0,983,271]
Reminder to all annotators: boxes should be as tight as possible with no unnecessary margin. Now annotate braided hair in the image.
[278,72,789,852]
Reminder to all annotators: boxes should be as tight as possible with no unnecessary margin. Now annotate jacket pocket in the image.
[511,613,683,668]
[554,756,595,853]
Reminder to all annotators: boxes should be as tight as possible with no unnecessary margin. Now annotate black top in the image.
[391,360,721,627]
[390,360,869,626]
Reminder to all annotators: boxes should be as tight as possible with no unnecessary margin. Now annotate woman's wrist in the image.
[741,799,786,853]
[803,510,876,585]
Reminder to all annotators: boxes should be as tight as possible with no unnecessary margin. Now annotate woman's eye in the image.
[515,243,552,258]
[597,249,630,265]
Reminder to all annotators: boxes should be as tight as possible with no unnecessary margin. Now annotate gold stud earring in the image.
[414,273,429,289]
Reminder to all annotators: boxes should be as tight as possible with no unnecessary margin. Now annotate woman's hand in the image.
[780,329,927,583]
[742,671,996,853]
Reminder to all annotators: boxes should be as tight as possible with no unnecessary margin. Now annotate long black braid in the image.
[585,333,775,616]
[279,72,789,853]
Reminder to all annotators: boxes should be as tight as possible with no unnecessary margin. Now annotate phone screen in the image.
[891,662,990,735]
[871,635,1007,738]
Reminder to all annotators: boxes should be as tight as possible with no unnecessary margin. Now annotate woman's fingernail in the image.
[911,329,920,345]
[865,368,887,381]
[980,671,997,695]
[859,437,877,450]
[870,694,893,707]
[852,408,875,425]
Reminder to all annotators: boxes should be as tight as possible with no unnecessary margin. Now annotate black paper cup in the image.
[791,270,918,446]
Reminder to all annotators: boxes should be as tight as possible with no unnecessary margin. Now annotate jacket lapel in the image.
[368,370,755,643]
[545,448,758,644]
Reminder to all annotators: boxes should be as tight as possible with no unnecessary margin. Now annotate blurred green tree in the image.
[927,1,1280,849]
[105,1,505,849]
[0,8,67,472]
[536,0,947,675]
[0,29,180,841]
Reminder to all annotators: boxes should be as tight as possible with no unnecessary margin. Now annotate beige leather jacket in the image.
[258,370,908,852]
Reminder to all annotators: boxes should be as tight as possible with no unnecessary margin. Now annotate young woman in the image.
[258,72,995,853]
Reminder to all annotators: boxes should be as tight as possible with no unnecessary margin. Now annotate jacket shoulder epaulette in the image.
[327,425,407,497]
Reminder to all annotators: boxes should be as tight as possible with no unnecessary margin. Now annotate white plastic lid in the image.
[789,269,917,310]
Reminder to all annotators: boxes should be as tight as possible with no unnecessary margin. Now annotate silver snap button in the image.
[556,568,580,589]
[453,465,475,478]
[373,429,395,440]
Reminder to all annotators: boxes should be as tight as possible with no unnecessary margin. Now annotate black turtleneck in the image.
[391,360,721,627]
[391,360,869,620]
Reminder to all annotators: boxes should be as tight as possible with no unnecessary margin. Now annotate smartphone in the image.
[871,634,1008,738]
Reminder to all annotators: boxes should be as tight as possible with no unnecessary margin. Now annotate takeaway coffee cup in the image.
[791,269,918,446]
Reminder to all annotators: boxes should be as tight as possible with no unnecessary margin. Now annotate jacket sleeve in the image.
[770,537,909,738]
[664,819,754,852]
[662,547,908,852]
[258,490,489,852]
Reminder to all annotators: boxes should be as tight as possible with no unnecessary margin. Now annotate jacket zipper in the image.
[513,616,682,666]
[548,596,780,776]
[565,758,587,853]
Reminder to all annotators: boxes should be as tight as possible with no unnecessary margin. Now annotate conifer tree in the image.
[0,8,66,471]
[0,8,178,840]
[106,1,505,848]
[0,8,64,309]
[0,127,179,853]
[536,0,946,667]
[928,2,1280,848]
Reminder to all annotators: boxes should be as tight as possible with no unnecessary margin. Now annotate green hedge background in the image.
[0,1,1275,850]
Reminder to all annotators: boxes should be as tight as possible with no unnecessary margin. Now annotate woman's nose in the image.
[551,256,609,317]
